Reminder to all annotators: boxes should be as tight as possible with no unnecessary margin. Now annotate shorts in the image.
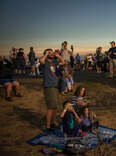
[0,79,14,85]
[66,77,74,85]
[16,61,26,70]
[97,61,102,68]
[44,87,59,109]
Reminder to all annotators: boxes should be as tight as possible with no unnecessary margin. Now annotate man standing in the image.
[96,47,103,73]
[108,41,116,78]
[16,48,26,74]
[75,53,81,70]
[28,47,36,76]
[28,47,36,66]
[40,49,64,130]
[61,41,72,62]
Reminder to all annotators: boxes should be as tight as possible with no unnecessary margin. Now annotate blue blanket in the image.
[27,125,116,153]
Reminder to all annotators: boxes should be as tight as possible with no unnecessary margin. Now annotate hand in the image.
[68,105,75,112]
[78,100,83,105]
[54,52,60,58]
[65,103,70,110]
[81,102,87,106]
[45,51,50,57]
[71,45,73,50]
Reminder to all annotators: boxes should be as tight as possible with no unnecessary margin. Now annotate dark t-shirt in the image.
[43,59,58,87]
[0,61,13,79]
[56,65,64,78]
[62,111,75,135]
[29,51,35,62]
[108,47,116,59]
[96,51,103,62]
[16,52,25,61]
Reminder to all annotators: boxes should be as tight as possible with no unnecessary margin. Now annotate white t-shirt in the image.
[61,48,72,62]
[89,55,93,62]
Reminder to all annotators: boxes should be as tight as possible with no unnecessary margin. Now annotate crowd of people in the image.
[0,40,116,136]
[9,41,116,78]
[39,40,116,135]
[40,48,98,137]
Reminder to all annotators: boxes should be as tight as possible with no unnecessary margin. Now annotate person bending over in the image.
[0,56,22,101]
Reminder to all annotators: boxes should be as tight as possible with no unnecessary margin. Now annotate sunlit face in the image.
[64,42,67,48]
[111,43,115,48]
[99,47,102,52]
[80,88,85,97]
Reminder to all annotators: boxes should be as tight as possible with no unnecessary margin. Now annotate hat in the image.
[110,41,115,44]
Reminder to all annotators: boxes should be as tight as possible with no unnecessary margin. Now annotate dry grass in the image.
[0,71,116,156]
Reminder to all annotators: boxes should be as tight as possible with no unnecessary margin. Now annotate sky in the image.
[0,0,116,55]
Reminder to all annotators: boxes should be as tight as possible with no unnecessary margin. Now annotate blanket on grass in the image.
[27,125,116,154]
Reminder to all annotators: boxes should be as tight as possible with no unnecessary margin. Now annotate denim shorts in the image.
[0,79,14,85]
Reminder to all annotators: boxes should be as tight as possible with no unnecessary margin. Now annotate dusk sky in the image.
[1,0,116,55]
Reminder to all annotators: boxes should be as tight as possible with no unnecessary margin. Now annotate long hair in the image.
[74,85,86,97]
[81,106,89,117]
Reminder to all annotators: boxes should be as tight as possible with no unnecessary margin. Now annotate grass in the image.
[0,71,116,156]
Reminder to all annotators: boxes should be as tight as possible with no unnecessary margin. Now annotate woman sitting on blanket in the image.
[60,101,98,137]
[71,85,87,115]
[79,106,99,135]
[60,101,82,137]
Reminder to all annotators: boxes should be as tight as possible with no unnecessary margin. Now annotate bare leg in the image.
[4,82,12,97]
[51,109,57,125]
[12,81,19,94]
[46,109,53,129]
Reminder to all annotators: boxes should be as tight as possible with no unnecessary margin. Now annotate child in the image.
[60,61,74,95]
[79,106,99,135]
[60,101,81,137]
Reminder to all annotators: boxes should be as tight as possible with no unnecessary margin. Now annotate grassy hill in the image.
[0,71,116,156]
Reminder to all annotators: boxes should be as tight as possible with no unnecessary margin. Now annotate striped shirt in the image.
[71,96,87,113]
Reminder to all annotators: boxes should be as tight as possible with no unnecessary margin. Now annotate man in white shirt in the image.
[61,41,72,62]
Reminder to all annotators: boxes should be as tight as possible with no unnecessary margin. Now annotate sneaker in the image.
[5,97,12,102]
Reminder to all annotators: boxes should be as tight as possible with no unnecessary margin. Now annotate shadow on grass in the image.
[13,106,46,129]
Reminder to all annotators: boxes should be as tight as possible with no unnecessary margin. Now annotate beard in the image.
[47,55,54,59]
